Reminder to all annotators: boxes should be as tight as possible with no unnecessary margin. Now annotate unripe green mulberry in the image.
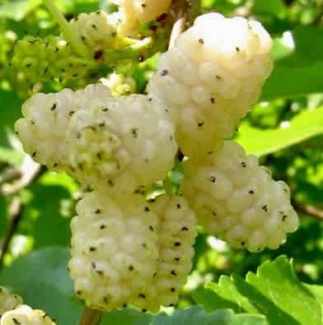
[68,191,159,311]
[0,287,22,317]
[0,305,55,325]
[136,196,197,311]
[11,36,95,95]
[183,141,299,252]
[114,0,172,36]
[66,89,177,194]
[148,13,273,162]
[69,10,121,57]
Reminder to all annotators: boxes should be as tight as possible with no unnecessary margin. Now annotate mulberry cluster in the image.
[148,13,273,162]
[69,192,196,311]
[0,288,22,317]
[15,10,300,314]
[183,141,299,252]
[0,305,55,325]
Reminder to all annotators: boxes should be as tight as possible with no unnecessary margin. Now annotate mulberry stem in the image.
[169,0,201,48]
[43,0,90,58]
[80,308,102,325]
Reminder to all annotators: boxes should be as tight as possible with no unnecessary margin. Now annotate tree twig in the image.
[42,0,90,57]
[293,201,323,221]
[0,197,24,268]
[0,156,43,267]
[169,0,201,49]
[80,308,102,325]
[1,156,42,196]
[0,168,21,187]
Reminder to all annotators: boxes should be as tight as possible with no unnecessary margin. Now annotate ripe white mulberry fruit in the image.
[0,305,55,325]
[66,89,177,193]
[15,85,90,170]
[137,196,197,311]
[68,190,159,311]
[16,84,176,195]
[0,287,22,317]
[183,141,299,252]
[115,0,172,35]
[148,13,273,162]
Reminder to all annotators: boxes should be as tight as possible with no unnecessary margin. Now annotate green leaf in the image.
[0,146,23,165]
[194,256,321,325]
[102,309,152,325]
[152,307,267,325]
[253,0,287,19]
[194,277,258,314]
[263,27,323,100]
[307,284,323,304]
[0,247,82,324]
[263,62,323,100]
[237,107,323,156]
[0,90,21,147]
[306,285,323,317]
[0,196,8,238]
[20,182,72,248]
[0,0,41,20]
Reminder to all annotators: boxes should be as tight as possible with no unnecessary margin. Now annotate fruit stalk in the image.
[42,0,90,57]
[80,307,102,325]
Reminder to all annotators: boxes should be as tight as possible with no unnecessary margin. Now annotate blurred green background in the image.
[1,0,323,323]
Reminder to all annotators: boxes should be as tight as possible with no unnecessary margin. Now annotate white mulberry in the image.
[0,305,55,325]
[15,85,110,170]
[68,190,159,311]
[183,141,299,252]
[138,196,197,311]
[148,13,273,162]
[15,88,75,169]
[69,192,197,312]
[67,90,177,193]
[15,84,177,194]
[0,287,22,317]
[115,0,172,36]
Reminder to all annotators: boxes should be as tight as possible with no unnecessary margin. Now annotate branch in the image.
[1,156,42,196]
[0,156,43,267]
[0,168,21,187]
[293,201,323,221]
[0,197,24,268]
[169,0,201,49]
[80,308,102,325]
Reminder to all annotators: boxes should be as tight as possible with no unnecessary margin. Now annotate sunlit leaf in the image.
[194,256,322,325]
[238,107,323,156]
